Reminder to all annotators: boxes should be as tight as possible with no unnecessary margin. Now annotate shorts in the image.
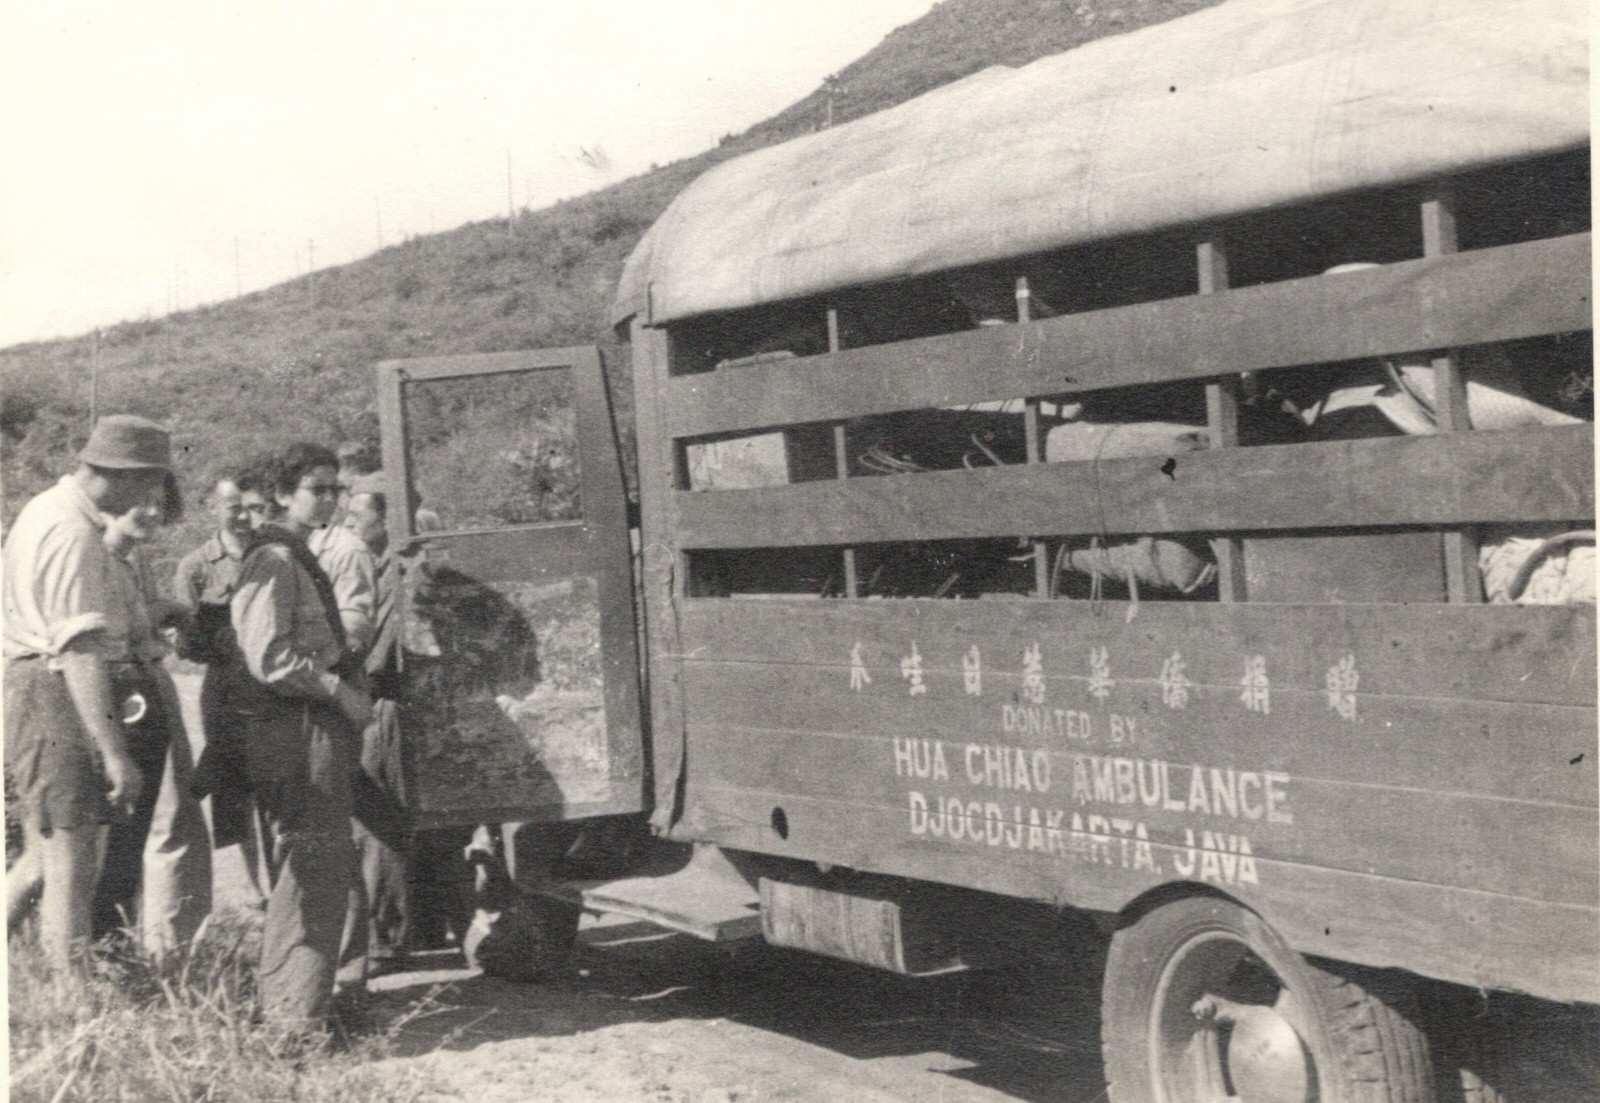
[3,657,120,835]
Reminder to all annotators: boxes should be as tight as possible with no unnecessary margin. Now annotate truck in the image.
[373,1,1596,1099]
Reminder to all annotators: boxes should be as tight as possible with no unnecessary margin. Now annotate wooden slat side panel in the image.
[675,598,1597,707]
[671,786,1599,1004]
[680,654,1597,812]
[672,425,1593,548]
[665,234,1592,439]
[680,667,1598,809]
[680,718,1596,904]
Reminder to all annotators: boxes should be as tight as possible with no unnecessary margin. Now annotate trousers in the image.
[140,668,213,959]
[243,697,360,1027]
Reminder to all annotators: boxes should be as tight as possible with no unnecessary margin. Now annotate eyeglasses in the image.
[299,483,342,498]
[242,503,269,514]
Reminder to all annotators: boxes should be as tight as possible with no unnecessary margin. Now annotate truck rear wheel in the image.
[1102,896,1436,1103]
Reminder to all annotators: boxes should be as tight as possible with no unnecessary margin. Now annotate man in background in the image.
[177,469,276,894]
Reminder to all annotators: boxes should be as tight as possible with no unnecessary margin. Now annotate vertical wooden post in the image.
[1018,278,1051,597]
[632,317,692,829]
[1199,238,1246,602]
[828,308,859,598]
[1422,190,1481,602]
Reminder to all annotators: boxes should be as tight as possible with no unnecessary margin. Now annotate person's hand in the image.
[334,682,373,728]
[103,750,144,812]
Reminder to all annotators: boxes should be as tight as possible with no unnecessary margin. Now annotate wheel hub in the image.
[1192,992,1313,1103]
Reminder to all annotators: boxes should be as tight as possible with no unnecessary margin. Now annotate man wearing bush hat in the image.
[3,414,169,974]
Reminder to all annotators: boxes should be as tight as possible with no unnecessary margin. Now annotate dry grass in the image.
[7,907,433,1103]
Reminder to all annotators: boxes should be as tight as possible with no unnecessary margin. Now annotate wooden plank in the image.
[672,785,1599,1004]
[1422,193,1484,604]
[679,661,1597,807]
[632,321,692,830]
[676,598,1597,707]
[1019,276,1050,598]
[1427,192,1484,601]
[827,307,859,599]
[1198,236,1246,603]
[376,348,584,383]
[412,794,641,831]
[681,717,1595,904]
[673,424,1593,548]
[665,233,1591,439]
[376,361,417,543]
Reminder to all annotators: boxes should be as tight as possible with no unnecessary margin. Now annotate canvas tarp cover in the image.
[613,0,1587,326]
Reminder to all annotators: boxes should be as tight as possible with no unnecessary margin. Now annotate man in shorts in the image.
[3,415,167,972]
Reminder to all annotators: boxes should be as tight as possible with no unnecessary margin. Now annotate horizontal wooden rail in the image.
[676,597,1598,707]
[665,233,1592,439]
[672,424,1592,548]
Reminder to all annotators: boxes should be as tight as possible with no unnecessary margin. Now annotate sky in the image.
[0,0,938,348]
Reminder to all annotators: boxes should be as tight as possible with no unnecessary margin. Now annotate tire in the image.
[1102,896,1436,1103]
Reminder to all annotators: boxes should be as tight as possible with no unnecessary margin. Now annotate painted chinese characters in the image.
[962,645,982,696]
[843,638,1357,743]
[1239,655,1270,714]
[1087,646,1114,704]
[1159,651,1190,710]
[900,642,927,696]
[849,642,872,691]
[1021,643,1046,704]
[1326,653,1359,720]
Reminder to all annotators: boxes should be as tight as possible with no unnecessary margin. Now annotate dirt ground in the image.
[362,919,1107,1103]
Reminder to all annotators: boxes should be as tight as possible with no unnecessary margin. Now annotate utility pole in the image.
[89,328,101,425]
[507,150,517,237]
[307,238,317,306]
[234,235,242,297]
[375,197,383,250]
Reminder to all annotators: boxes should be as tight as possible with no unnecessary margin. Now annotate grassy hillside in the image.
[0,0,1217,574]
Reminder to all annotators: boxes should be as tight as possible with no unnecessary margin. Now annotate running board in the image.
[557,842,762,942]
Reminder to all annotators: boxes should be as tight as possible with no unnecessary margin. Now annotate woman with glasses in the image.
[229,442,372,1035]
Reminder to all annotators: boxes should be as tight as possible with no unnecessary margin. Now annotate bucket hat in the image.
[78,414,172,470]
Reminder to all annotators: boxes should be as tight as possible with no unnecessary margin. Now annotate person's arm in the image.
[323,538,377,655]
[172,549,203,612]
[168,549,213,659]
[56,646,142,809]
[233,547,372,725]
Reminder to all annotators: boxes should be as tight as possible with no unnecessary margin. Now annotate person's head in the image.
[75,414,172,516]
[342,471,388,556]
[103,470,180,552]
[268,442,341,532]
[209,477,252,538]
[234,461,276,528]
[335,440,380,510]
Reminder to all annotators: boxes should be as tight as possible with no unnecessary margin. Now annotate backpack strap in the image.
[242,524,353,668]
